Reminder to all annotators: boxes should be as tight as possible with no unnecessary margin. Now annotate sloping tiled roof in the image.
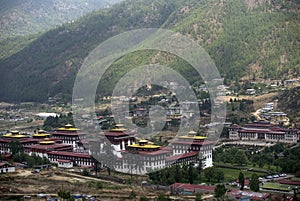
[170,182,215,192]
[166,151,198,162]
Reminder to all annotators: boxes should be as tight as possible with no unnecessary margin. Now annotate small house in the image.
[0,162,15,173]
[58,159,73,168]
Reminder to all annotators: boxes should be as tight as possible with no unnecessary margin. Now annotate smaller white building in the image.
[246,88,256,95]
[0,162,16,173]
[57,159,73,168]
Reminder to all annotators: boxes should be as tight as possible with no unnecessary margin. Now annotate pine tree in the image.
[214,184,226,199]
[238,172,245,190]
[250,173,260,192]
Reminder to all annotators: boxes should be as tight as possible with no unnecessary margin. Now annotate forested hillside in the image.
[0,0,299,102]
[278,87,300,123]
[0,0,123,60]
[0,0,122,39]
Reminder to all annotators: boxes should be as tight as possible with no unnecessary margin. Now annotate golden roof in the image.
[128,140,160,149]
[178,135,207,140]
[3,133,28,138]
[110,128,127,132]
[57,127,80,131]
[57,124,80,131]
[33,133,51,137]
[128,144,161,149]
[39,138,55,145]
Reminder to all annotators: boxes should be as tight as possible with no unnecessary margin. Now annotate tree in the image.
[196,152,204,175]
[204,167,215,182]
[58,188,72,200]
[250,173,260,192]
[9,140,24,155]
[96,181,103,189]
[195,192,202,201]
[129,190,136,199]
[140,196,149,201]
[239,101,246,111]
[238,172,245,190]
[214,169,224,183]
[188,163,197,184]
[234,150,248,165]
[174,165,180,182]
[82,168,89,176]
[214,184,226,199]
[157,194,168,201]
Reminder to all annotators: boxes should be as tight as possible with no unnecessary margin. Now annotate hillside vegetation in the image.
[278,87,300,123]
[0,0,123,60]
[0,0,123,40]
[0,0,299,102]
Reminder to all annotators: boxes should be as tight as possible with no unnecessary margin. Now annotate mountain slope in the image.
[278,87,300,123]
[0,0,299,102]
[0,0,185,102]
[0,0,123,40]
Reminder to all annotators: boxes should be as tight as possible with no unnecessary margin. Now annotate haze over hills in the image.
[0,0,124,60]
[0,0,299,102]
[0,0,123,40]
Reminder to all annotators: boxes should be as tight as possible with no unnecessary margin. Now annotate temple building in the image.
[24,138,73,158]
[170,134,214,168]
[118,140,172,174]
[117,131,214,174]
[80,124,137,158]
[2,130,29,139]
[0,130,40,153]
[0,125,215,173]
[32,130,51,139]
[229,120,300,143]
[50,124,87,148]
[165,151,199,167]
[104,124,136,152]
[48,151,94,167]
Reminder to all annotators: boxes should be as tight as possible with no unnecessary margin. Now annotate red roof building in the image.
[0,137,40,154]
[228,189,270,200]
[119,140,172,175]
[166,151,199,167]
[229,121,300,143]
[171,135,214,168]
[48,151,94,167]
[278,179,300,186]
[24,139,73,158]
[50,124,87,148]
[170,182,215,195]
[103,124,136,151]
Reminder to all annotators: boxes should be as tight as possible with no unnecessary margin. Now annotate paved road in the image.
[214,141,275,150]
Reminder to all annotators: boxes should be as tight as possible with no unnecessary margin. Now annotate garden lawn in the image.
[262,182,296,192]
[216,167,266,182]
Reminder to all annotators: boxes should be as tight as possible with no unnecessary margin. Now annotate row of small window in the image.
[173,145,211,150]
[266,136,284,140]
[63,141,76,144]
[239,134,256,138]
[49,155,91,162]
[77,161,92,166]
[125,156,164,161]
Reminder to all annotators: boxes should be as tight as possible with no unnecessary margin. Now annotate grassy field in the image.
[214,162,280,174]
[216,167,267,182]
[262,182,296,192]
